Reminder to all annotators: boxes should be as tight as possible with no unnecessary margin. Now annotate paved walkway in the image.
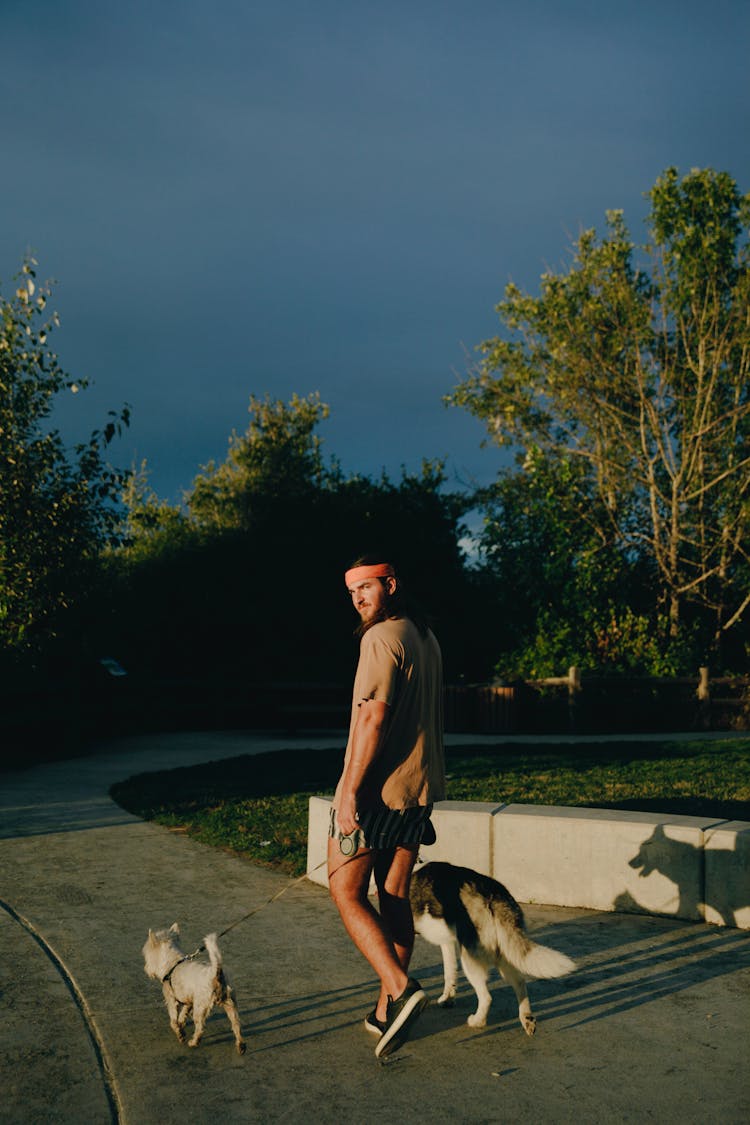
[1,730,748,1124]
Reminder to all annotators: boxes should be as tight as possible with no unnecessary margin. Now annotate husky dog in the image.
[142,923,246,1054]
[410,862,576,1035]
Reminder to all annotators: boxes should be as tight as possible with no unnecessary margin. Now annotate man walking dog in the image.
[328,555,446,1058]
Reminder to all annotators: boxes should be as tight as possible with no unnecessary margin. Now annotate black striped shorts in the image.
[329,803,436,855]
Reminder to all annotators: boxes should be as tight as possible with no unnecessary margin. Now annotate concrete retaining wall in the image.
[306,796,750,929]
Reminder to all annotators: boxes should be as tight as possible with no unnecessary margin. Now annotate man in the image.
[328,555,446,1059]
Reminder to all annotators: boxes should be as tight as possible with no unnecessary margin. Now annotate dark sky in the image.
[2,0,748,504]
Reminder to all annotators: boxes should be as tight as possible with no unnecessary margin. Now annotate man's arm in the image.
[336,699,389,834]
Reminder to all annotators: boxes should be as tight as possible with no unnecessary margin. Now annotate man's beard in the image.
[354,604,391,639]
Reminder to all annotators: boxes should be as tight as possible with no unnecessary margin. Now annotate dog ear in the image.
[170,922,180,935]
[148,929,156,943]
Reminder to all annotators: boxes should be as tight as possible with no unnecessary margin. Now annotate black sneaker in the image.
[364,1008,386,1035]
[374,978,427,1059]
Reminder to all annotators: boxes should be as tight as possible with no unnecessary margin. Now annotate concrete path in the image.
[1,730,749,1124]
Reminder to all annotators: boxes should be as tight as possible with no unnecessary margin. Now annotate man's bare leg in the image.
[327,837,410,1005]
[373,844,419,1021]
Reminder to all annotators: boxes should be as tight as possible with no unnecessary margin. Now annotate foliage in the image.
[118,460,189,559]
[451,168,750,670]
[479,451,697,677]
[108,394,491,685]
[110,738,750,876]
[494,607,695,680]
[187,392,332,530]
[0,258,130,653]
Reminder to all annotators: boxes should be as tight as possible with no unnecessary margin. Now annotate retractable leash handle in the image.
[338,831,359,856]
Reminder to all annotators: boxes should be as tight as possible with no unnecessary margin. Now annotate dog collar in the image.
[162,956,188,986]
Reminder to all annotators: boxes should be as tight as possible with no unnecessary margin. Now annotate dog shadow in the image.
[250,978,377,1029]
[615,823,749,928]
[240,963,451,1052]
[214,911,750,1052]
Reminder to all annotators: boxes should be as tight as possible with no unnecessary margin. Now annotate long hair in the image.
[349,554,432,638]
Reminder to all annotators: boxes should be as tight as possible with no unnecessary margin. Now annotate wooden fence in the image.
[2,665,748,767]
[444,667,750,735]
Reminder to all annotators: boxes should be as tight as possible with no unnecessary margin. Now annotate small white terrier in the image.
[142,923,246,1054]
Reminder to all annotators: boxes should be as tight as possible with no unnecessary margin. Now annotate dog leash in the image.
[184,845,427,961]
[183,856,330,960]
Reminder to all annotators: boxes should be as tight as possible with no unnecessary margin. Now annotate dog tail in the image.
[508,933,577,979]
[460,882,577,979]
[499,919,577,979]
[203,932,223,975]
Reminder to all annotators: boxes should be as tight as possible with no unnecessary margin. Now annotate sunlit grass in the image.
[110,738,750,876]
[446,741,750,810]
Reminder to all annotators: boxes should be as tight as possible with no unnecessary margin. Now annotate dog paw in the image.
[467,1013,488,1028]
[437,994,456,1008]
[522,1016,537,1037]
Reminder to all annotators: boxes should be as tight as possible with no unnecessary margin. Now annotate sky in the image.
[2,0,749,506]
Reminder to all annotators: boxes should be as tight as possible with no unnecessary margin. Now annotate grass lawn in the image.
[109,737,750,877]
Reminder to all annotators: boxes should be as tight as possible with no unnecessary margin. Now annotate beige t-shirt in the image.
[336,616,446,810]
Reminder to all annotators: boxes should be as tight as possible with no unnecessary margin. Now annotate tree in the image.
[476,451,693,677]
[451,168,750,666]
[118,459,189,561]
[0,258,130,653]
[111,394,493,684]
[187,392,332,530]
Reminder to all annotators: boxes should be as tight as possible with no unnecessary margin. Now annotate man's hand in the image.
[337,786,359,836]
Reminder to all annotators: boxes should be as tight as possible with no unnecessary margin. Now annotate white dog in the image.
[410,862,576,1035]
[142,923,246,1054]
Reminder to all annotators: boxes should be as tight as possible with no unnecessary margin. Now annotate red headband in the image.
[344,563,395,587]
